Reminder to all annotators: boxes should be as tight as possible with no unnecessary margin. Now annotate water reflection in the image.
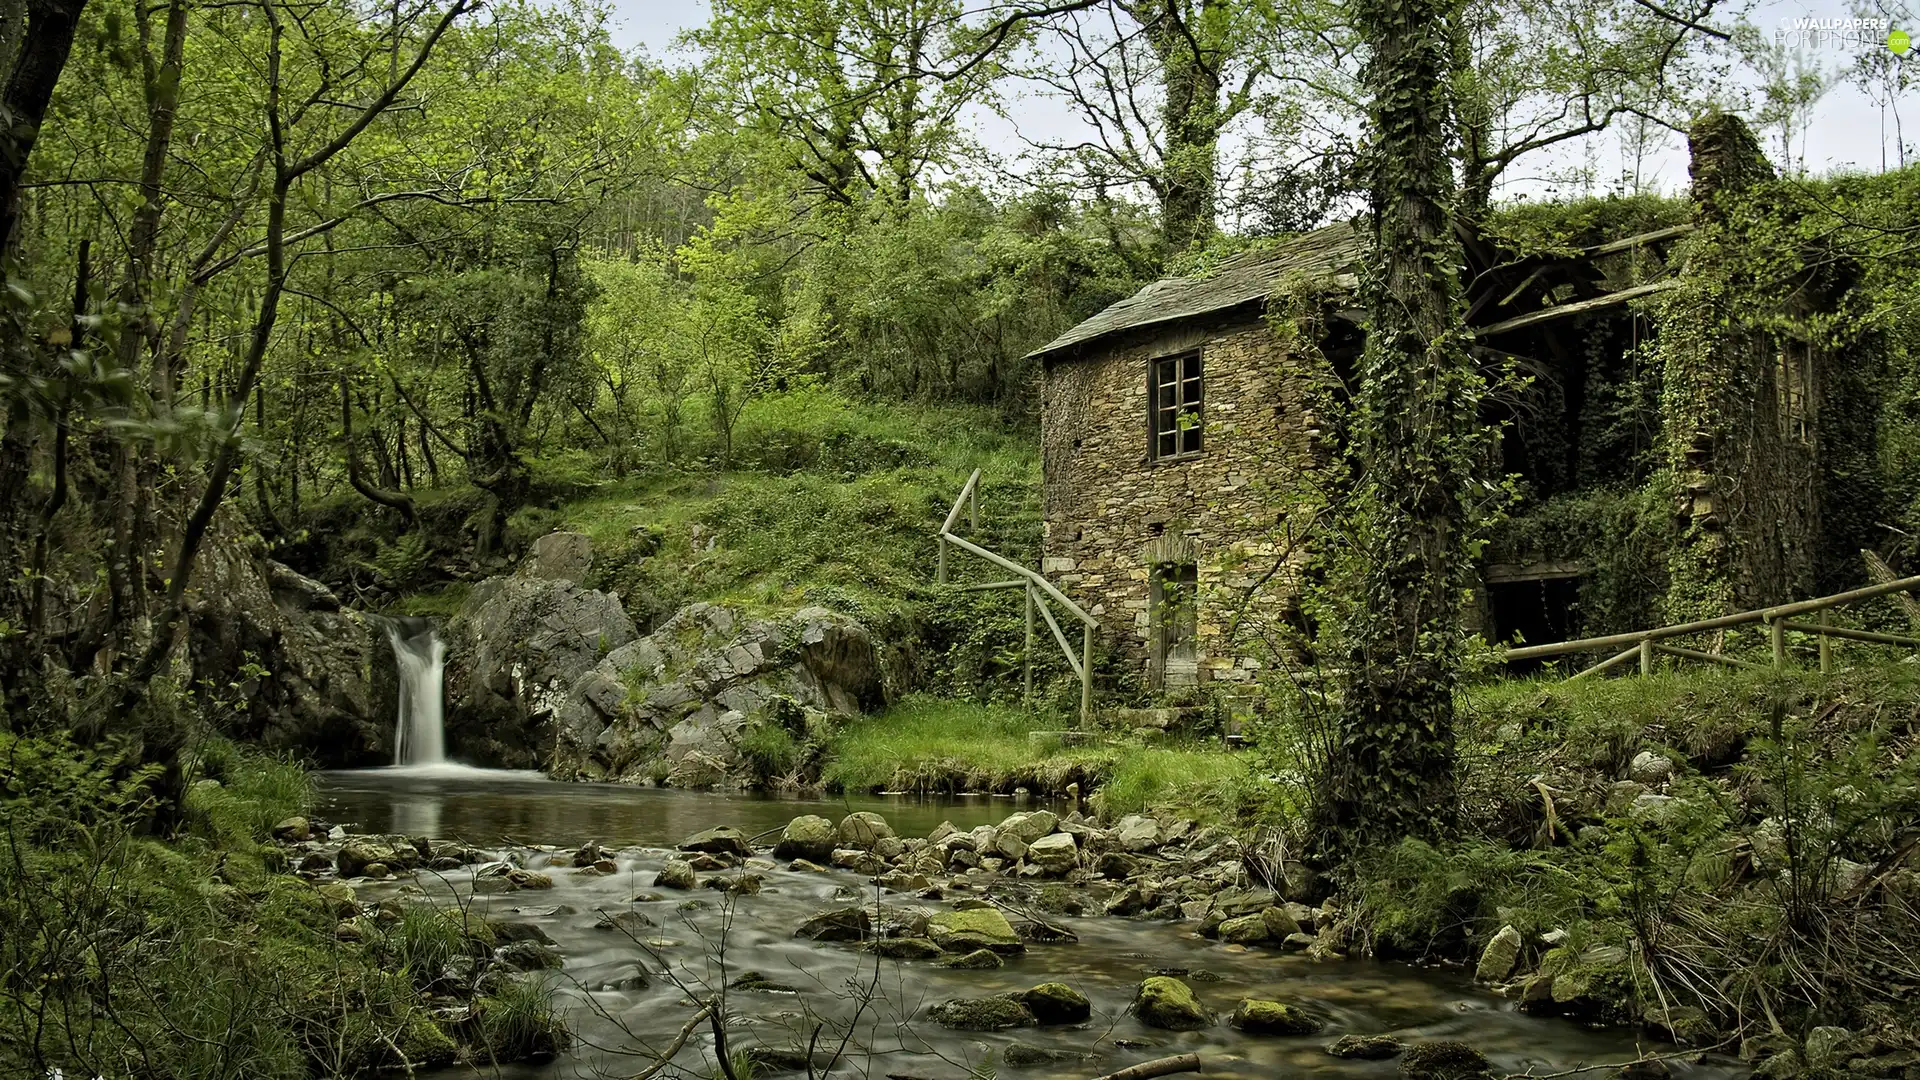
[316,768,1035,846]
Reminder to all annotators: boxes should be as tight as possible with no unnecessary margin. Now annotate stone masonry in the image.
[1040,311,1330,686]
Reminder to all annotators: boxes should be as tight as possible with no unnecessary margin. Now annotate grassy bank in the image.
[1335,662,1920,1069]
[820,695,1253,819]
[0,731,561,1078]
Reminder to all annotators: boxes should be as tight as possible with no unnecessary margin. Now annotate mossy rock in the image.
[1021,982,1091,1024]
[864,937,944,960]
[928,907,1024,954]
[397,1014,458,1069]
[927,995,1037,1030]
[937,948,1003,970]
[1131,976,1210,1030]
[440,907,498,950]
[1327,1033,1405,1059]
[1401,1040,1493,1080]
[1217,913,1270,945]
[1229,998,1322,1035]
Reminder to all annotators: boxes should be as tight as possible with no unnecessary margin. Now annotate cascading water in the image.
[385,617,448,767]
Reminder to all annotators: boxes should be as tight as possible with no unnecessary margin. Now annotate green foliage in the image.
[737,720,803,781]
[1488,486,1670,637]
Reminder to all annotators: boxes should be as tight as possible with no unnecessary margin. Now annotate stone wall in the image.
[1040,310,1327,685]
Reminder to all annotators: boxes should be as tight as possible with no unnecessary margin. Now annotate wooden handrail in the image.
[941,531,1097,628]
[1503,574,1920,661]
[934,470,1096,723]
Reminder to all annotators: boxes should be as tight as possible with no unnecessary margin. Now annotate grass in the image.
[820,695,1250,818]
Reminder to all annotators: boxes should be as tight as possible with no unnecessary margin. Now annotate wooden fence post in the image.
[1639,635,1653,675]
[1770,617,1786,669]
[1024,583,1035,705]
[1080,623,1094,728]
[1819,609,1831,674]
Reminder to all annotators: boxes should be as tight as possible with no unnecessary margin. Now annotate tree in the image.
[1313,0,1485,853]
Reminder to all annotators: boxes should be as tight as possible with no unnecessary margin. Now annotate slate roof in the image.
[1027,219,1366,361]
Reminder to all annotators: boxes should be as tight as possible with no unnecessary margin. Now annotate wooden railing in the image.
[936,469,1096,723]
[1503,574,1920,679]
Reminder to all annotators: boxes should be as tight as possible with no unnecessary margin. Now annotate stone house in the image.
[1027,116,1877,692]
[1029,223,1367,688]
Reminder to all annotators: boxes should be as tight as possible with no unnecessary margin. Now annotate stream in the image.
[318,769,1743,1080]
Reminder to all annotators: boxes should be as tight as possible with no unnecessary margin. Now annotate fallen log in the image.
[1089,1053,1202,1080]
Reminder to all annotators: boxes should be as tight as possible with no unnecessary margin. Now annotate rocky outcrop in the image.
[443,533,638,768]
[190,535,390,765]
[549,600,888,785]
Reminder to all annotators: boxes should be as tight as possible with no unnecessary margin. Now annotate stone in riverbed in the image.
[1260,905,1302,940]
[272,816,311,842]
[490,920,555,945]
[788,858,828,872]
[863,937,944,960]
[1004,1044,1101,1068]
[794,906,871,941]
[927,995,1036,1031]
[1217,914,1270,945]
[1476,925,1523,982]
[836,811,894,849]
[1326,1034,1404,1060]
[997,810,1058,845]
[1114,815,1161,851]
[773,815,836,862]
[937,948,1003,970]
[1400,1041,1494,1079]
[1229,998,1322,1035]
[1020,982,1091,1024]
[731,971,801,993]
[654,860,697,889]
[497,940,563,971]
[1026,833,1079,874]
[927,908,1024,954]
[337,837,417,878]
[593,910,657,934]
[1131,977,1210,1030]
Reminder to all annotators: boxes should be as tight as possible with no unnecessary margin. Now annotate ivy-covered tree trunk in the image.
[1131,0,1225,257]
[1314,0,1484,855]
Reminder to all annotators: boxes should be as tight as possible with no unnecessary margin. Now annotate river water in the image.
[317,769,1740,1080]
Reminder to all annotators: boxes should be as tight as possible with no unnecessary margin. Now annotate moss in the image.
[1131,976,1210,1030]
[1228,998,1322,1035]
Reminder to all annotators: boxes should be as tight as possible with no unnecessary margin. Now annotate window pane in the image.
[1182,354,1200,381]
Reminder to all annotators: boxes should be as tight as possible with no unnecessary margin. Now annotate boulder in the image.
[187,536,387,767]
[1401,1041,1493,1080]
[1260,906,1302,940]
[549,602,892,785]
[1026,833,1079,875]
[998,810,1059,845]
[795,907,872,941]
[1114,815,1161,851]
[773,816,836,862]
[731,971,801,993]
[1229,999,1321,1035]
[520,531,593,583]
[338,837,418,878]
[680,826,754,857]
[1217,914,1270,945]
[272,816,311,842]
[498,940,564,971]
[837,811,895,848]
[1021,982,1091,1024]
[1131,977,1210,1030]
[445,547,639,769]
[864,937,944,960]
[316,881,359,918]
[1327,1034,1404,1059]
[490,920,555,945]
[928,996,1035,1031]
[1476,925,1523,982]
[937,948,1003,970]
[655,860,698,889]
[928,908,1024,954]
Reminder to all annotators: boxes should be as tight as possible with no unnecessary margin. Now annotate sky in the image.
[601,0,1916,204]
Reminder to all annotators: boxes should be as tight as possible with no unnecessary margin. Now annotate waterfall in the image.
[385,618,447,767]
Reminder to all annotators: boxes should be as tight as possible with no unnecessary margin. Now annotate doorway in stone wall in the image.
[1150,561,1198,688]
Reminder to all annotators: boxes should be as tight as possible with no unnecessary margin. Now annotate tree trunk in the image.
[1140,0,1223,256]
[1314,0,1482,857]
[0,0,89,249]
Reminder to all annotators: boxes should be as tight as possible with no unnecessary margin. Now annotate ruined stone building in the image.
[1027,112,1874,689]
